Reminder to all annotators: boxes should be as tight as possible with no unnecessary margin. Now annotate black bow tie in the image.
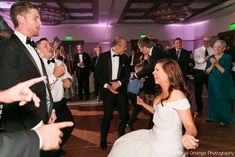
[26,37,36,48]
[47,58,55,64]
[113,54,121,57]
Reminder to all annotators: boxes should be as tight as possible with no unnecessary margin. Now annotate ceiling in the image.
[0,0,234,26]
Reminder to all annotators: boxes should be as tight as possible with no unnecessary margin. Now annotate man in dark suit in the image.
[133,37,165,79]
[0,77,74,157]
[95,37,130,150]
[167,37,191,78]
[91,45,102,99]
[0,1,55,133]
[0,122,73,157]
[129,49,142,73]
[131,37,165,129]
[0,6,57,157]
[73,43,91,100]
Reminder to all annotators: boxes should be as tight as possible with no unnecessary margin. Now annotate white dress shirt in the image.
[78,53,83,62]
[149,47,153,56]
[194,46,214,70]
[42,58,72,102]
[15,31,43,75]
[111,50,120,80]
[104,50,121,88]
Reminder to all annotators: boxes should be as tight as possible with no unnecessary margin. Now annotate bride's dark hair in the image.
[155,58,190,105]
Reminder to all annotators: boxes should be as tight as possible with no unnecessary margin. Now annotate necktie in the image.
[26,37,36,48]
[176,51,180,60]
[47,58,55,64]
[113,54,121,57]
[205,48,209,57]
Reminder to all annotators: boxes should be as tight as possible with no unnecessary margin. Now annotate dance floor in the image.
[62,91,235,157]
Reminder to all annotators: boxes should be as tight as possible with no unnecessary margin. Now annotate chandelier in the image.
[37,3,65,25]
[152,5,192,24]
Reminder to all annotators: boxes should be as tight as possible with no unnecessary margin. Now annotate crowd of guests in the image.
[0,1,234,157]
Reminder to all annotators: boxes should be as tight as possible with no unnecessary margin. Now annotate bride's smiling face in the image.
[153,63,168,85]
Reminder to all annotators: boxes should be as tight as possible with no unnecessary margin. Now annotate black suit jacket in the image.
[0,34,48,132]
[0,130,40,157]
[136,47,165,78]
[90,55,98,72]
[73,52,91,77]
[167,48,191,76]
[94,51,130,98]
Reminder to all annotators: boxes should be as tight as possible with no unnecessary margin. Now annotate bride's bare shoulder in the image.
[170,89,186,101]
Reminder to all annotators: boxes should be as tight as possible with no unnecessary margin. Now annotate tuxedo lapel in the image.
[107,51,112,81]
[12,35,41,75]
[117,55,122,79]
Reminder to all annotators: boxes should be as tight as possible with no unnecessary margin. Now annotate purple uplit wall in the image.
[2,13,235,52]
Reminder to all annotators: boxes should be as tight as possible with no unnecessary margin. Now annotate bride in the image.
[108,59,199,157]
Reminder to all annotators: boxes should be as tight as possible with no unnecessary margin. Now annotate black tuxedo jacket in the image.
[136,47,165,78]
[0,34,48,132]
[73,52,91,77]
[167,48,191,76]
[94,51,130,98]
[0,130,40,157]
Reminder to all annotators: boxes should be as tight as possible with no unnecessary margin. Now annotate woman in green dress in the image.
[206,40,234,126]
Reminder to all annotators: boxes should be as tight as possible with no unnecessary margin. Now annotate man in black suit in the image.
[0,77,74,157]
[73,43,91,100]
[0,122,73,157]
[91,45,102,99]
[0,1,56,134]
[133,37,165,79]
[131,37,165,129]
[95,37,130,150]
[167,37,191,78]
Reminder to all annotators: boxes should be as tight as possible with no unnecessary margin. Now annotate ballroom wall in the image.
[3,12,235,53]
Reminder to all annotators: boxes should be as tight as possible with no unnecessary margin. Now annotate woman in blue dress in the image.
[205,40,235,126]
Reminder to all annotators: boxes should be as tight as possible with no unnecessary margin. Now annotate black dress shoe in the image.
[219,122,226,127]
[100,141,107,150]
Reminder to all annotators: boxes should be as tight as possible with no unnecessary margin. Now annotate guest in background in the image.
[132,37,165,129]
[73,43,91,100]
[129,49,141,73]
[193,36,214,114]
[132,37,165,80]
[53,37,74,100]
[91,45,102,100]
[126,64,144,131]
[206,40,235,126]
[167,37,191,79]
[36,38,74,155]
[95,37,130,150]
[225,44,235,83]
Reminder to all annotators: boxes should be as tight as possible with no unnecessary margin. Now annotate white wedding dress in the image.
[108,98,190,157]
